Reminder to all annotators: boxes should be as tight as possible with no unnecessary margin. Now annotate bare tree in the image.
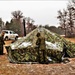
[11,10,24,36]
[26,17,35,33]
[11,10,23,20]
[0,18,5,32]
[57,10,67,37]
[67,1,75,37]
[57,0,75,37]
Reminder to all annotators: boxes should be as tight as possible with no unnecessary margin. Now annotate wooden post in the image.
[23,19,26,36]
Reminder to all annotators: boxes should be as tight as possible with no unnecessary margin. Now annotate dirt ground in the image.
[1,38,75,75]
[65,38,75,43]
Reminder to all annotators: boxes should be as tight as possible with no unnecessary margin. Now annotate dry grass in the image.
[65,38,75,43]
[0,54,75,75]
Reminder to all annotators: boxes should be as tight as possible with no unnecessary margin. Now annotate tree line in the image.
[57,0,75,37]
[0,0,75,37]
[0,10,37,36]
[1,10,62,36]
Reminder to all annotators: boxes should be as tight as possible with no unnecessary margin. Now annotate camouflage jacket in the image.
[36,36,46,50]
[0,35,5,45]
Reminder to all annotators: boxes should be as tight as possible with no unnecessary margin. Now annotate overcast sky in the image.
[0,0,68,27]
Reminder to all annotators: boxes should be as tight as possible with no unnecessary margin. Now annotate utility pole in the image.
[23,19,26,36]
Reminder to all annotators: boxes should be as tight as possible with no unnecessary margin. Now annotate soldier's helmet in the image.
[36,32,40,37]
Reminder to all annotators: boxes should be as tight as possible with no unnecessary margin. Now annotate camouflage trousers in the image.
[0,45,3,55]
[37,48,47,63]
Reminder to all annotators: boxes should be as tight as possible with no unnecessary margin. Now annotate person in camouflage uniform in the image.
[0,31,5,55]
[36,32,46,63]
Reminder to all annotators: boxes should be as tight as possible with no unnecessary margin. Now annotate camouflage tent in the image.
[6,27,75,63]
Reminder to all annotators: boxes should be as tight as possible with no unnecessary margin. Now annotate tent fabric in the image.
[6,27,75,63]
[10,27,63,51]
